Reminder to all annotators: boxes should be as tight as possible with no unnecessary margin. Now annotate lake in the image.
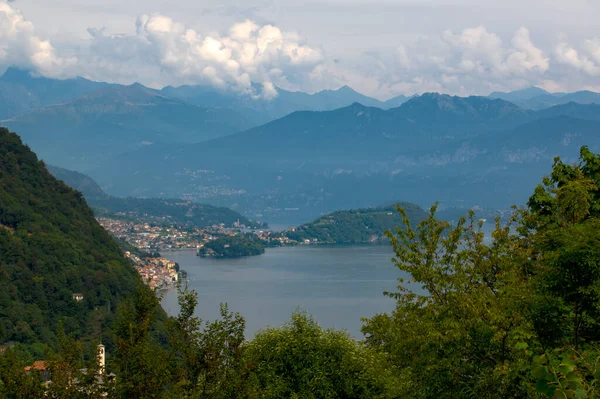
[160,244,409,339]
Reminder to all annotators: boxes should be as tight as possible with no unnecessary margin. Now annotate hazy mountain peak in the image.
[489,86,550,101]
[0,67,33,83]
[128,82,147,89]
[74,83,179,106]
[336,85,357,93]
[396,92,527,123]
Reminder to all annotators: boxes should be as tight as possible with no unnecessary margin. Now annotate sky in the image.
[1,0,600,99]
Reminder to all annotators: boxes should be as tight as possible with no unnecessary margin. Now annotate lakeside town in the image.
[96,217,298,290]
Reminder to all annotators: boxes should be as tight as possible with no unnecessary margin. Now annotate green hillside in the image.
[285,202,428,244]
[198,235,265,258]
[0,128,142,354]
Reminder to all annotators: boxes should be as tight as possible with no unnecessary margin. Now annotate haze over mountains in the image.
[2,67,600,223]
[488,86,600,110]
[47,165,262,229]
[94,94,600,222]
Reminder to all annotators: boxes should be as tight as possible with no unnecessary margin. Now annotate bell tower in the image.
[97,344,105,375]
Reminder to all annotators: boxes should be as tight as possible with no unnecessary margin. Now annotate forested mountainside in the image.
[0,128,151,356]
[284,203,428,244]
[47,165,264,228]
[47,165,108,199]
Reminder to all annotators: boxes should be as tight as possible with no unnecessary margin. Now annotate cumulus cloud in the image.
[2,0,600,99]
[555,39,600,76]
[307,26,550,98]
[0,1,74,77]
[79,15,324,98]
[431,26,549,77]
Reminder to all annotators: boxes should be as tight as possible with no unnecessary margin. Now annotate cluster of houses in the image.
[24,344,115,395]
[125,253,180,291]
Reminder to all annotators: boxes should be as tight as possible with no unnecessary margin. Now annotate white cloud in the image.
[306,26,551,98]
[438,26,548,76]
[1,0,600,99]
[555,39,600,76]
[78,15,324,98]
[0,1,74,77]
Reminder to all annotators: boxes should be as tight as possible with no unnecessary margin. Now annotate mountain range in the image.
[88,94,600,222]
[0,68,411,169]
[161,84,410,124]
[3,68,600,223]
[1,82,257,170]
[488,86,600,110]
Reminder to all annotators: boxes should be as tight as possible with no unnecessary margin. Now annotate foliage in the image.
[245,311,403,399]
[363,145,600,398]
[531,348,600,398]
[285,203,428,244]
[168,287,250,398]
[0,127,142,354]
[363,207,537,398]
[113,283,170,399]
[0,348,45,398]
[198,235,265,258]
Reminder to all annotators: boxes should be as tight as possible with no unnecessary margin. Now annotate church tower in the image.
[97,344,105,375]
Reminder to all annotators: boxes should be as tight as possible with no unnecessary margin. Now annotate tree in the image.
[168,286,250,399]
[246,311,403,399]
[363,146,600,398]
[0,348,45,398]
[113,283,170,399]
[363,206,537,398]
[524,148,600,350]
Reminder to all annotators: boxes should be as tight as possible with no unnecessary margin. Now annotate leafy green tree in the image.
[364,146,600,398]
[168,286,250,399]
[531,348,599,398]
[113,283,170,399]
[0,348,44,398]
[524,148,600,350]
[363,206,538,398]
[246,311,403,399]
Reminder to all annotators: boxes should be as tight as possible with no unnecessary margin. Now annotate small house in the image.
[72,293,84,302]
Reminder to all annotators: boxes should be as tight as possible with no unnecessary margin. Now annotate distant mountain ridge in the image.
[47,165,264,228]
[0,67,110,119]
[5,67,600,224]
[0,68,409,170]
[1,82,257,170]
[90,93,600,223]
[488,86,600,110]
[161,83,410,124]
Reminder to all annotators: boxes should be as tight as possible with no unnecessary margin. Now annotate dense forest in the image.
[198,235,266,258]
[48,165,264,229]
[284,202,428,244]
[0,127,167,359]
[2,127,600,398]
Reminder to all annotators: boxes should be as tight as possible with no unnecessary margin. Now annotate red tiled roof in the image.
[25,361,48,371]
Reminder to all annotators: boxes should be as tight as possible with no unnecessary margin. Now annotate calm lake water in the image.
[160,244,409,339]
